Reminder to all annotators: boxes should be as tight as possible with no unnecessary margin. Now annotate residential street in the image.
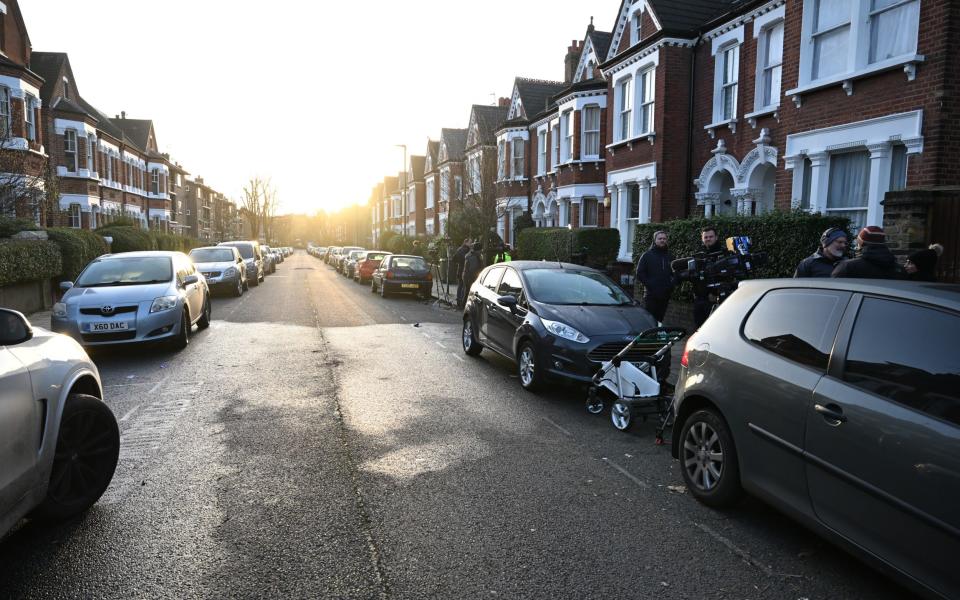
[1,251,916,599]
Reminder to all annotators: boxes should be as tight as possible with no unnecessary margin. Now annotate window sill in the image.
[786,54,925,106]
[744,107,779,128]
[705,119,737,138]
[605,134,656,153]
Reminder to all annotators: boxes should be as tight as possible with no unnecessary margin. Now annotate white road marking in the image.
[602,457,650,489]
[119,405,140,422]
[693,522,774,577]
[542,417,573,437]
[421,332,433,339]
[147,374,171,395]
[400,316,408,321]
[435,341,447,349]
[451,353,465,363]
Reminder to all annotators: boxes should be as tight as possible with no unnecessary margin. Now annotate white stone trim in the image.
[574,37,599,83]
[554,88,608,111]
[711,25,744,56]
[0,75,39,100]
[753,4,786,37]
[602,39,691,79]
[122,151,147,168]
[148,208,171,219]
[54,118,97,137]
[98,139,120,155]
[58,194,100,211]
[147,161,170,174]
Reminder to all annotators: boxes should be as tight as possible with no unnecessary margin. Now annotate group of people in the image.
[635,224,945,329]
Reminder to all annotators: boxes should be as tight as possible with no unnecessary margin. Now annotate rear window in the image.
[190,248,235,263]
[366,253,387,261]
[222,243,254,259]
[392,256,426,270]
[77,257,173,287]
[743,289,848,370]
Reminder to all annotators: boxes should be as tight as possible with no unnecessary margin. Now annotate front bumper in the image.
[51,303,184,346]
[541,332,664,384]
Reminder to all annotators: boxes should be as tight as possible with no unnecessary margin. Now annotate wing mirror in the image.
[183,274,200,286]
[59,281,74,291]
[0,308,33,346]
[496,295,518,312]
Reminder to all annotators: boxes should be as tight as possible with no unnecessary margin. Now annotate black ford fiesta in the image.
[461,261,664,391]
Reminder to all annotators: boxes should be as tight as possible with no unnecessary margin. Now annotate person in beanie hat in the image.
[794,227,848,277]
[832,226,904,279]
[905,243,944,281]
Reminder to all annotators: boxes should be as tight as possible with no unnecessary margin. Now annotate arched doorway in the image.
[748,163,777,214]
[707,170,736,216]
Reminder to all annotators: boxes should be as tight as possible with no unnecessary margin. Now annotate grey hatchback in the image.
[671,278,959,599]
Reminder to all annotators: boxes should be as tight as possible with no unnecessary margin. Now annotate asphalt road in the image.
[0,251,917,599]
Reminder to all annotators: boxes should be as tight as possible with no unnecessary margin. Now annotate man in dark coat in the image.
[832,226,904,279]
[693,226,725,328]
[636,230,674,323]
[795,227,848,277]
[461,242,485,300]
[451,238,471,309]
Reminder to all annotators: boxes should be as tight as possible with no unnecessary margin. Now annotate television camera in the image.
[671,236,767,306]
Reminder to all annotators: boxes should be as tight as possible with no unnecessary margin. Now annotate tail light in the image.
[385,271,393,279]
[426,272,432,281]
[680,339,692,368]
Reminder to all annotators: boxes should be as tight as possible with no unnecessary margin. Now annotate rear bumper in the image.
[383,280,431,294]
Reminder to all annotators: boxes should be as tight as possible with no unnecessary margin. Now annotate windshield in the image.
[392,256,427,270]
[524,269,633,305]
[366,253,387,261]
[349,251,364,260]
[76,257,173,287]
[190,248,235,263]
[222,243,254,259]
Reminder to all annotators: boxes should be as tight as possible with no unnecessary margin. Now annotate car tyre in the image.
[517,341,544,392]
[379,281,389,299]
[197,295,211,330]
[171,308,190,350]
[610,400,633,431]
[234,278,244,297]
[370,279,378,294]
[679,408,742,507]
[462,318,482,356]
[33,393,119,520]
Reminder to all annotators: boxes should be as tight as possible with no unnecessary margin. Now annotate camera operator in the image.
[794,227,848,277]
[635,230,674,324]
[693,226,725,327]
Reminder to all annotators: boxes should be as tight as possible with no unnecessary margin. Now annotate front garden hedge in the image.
[47,228,109,281]
[516,227,620,269]
[0,239,62,286]
[95,225,156,253]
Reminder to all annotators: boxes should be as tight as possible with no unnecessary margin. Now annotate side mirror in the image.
[0,308,33,345]
[59,281,74,291]
[183,274,200,286]
[497,295,518,311]
[237,257,243,264]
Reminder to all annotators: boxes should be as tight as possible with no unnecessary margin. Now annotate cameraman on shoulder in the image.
[693,226,725,328]
[635,230,673,324]
[794,227,848,277]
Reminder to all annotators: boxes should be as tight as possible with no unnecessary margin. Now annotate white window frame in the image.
[440,170,450,202]
[24,95,36,141]
[562,110,574,163]
[64,129,78,172]
[454,175,463,200]
[0,86,10,137]
[580,197,599,227]
[796,0,921,89]
[426,178,435,209]
[69,203,81,228]
[497,139,505,180]
[719,44,739,122]
[537,129,547,175]
[511,138,524,179]
[754,17,784,112]
[582,105,601,159]
[551,124,560,170]
[638,68,655,135]
[152,169,160,194]
[616,76,633,141]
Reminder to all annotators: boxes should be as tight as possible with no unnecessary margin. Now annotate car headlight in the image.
[150,295,179,313]
[541,318,590,343]
[224,267,238,277]
[53,302,67,318]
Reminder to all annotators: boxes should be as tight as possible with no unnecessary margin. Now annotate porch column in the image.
[617,183,630,260]
[807,151,830,215]
[639,179,652,223]
[867,142,892,227]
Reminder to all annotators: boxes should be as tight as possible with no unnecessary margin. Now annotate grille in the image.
[79,305,138,315]
[587,342,666,363]
[202,271,221,278]
[81,331,137,342]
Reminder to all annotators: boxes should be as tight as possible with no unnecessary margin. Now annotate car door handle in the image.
[814,403,847,424]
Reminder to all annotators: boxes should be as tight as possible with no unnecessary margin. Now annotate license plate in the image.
[90,322,129,332]
[401,283,419,289]
[203,272,216,278]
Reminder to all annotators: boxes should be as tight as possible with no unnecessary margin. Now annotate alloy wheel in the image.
[519,346,535,387]
[611,401,632,431]
[47,406,119,507]
[683,420,724,491]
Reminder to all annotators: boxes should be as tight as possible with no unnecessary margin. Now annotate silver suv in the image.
[671,278,960,599]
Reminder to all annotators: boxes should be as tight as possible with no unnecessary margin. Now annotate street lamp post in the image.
[395,144,407,241]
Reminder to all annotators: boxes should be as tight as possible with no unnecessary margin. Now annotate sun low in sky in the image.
[23,0,618,215]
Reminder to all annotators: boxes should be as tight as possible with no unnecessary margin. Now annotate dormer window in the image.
[62,77,70,100]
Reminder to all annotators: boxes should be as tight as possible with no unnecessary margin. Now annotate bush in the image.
[0,217,42,238]
[47,228,109,281]
[572,228,620,269]
[0,239,62,286]
[512,213,534,246]
[517,227,620,268]
[632,210,851,300]
[95,226,156,253]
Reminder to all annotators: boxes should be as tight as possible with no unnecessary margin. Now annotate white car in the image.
[1,308,119,537]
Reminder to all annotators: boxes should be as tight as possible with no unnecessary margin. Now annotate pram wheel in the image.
[586,387,604,414]
[610,400,633,431]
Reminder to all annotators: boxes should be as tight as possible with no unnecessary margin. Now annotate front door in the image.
[0,347,38,513]
[805,297,960,598]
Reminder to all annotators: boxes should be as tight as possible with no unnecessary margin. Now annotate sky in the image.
[22,0,620,216]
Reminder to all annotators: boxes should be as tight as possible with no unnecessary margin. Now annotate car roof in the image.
[219,240,257,246]
[388,254,425,259]
[364,250,389,254]
[738,278,960,311]
[191,246,235,252]
[98,251,180,259]
[502,260,598,273]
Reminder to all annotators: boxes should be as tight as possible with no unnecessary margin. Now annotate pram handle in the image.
[605,327,688,366]
[635,326,687,343]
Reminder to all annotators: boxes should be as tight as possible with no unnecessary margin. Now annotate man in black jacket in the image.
[832,226,904,279]
[794,227,848,277]
[461,242,485,300]
[451,238,471,309]
[693,226,725,328]
[636,230,674,323]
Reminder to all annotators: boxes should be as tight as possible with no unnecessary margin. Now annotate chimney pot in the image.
[498,96,510,108]
[121,111,126,119]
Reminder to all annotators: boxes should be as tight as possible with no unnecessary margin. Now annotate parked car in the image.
[371,254,433,300]
[670,278,960,599]
[189,246,246,296]
[0,308,119,536]
[355,250,390,284]
[342,250,366,279]
[218,240,264,286]
[336,246,363,273]
[325,246,342,265]
[461,261,661,392]
[261,245,276,274]
[51,251,211,350]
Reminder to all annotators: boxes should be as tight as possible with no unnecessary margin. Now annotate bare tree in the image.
[260,179,279,243]
[449,146,507,258]
[241,177,268,239]
[0,129,59,223]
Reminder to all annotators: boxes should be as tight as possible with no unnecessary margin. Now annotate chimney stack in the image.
[565,39,583,84]
[498,97,510,108]
[120,111,126,119]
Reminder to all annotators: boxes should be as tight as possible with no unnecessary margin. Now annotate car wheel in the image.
[197,295,211,330]
[370,279,378,294]
[610,401,633,431]
[33,393,119,520]
[517,341,544,392]
[462,318,482,356]
[679,408,742,507]
[242,279,249,291]
[234,278,244,297]
[171,308,190,350]
[251,274,260,287]
[380,281,389,298]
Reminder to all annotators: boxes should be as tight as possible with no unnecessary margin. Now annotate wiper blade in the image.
[87,279,167,287]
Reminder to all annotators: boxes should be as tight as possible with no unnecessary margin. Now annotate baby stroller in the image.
[585,327,687,443]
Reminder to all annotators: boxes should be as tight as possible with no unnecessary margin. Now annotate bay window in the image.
[639,68,655,134]
[581,198,598,227]
[551,124,560,168]
[69,203,81,229]
[582,106,600,158]
[511,138,524,178]
[25,95,36,141]
[563,111,573,162]
[617,77,632,141]
[497,140,505,180]
[537,130,546,175]
[440,171,449,201]
[720,45,739,120]
[826,150,870,232]
[64,130,78,172]
[0,87,10,137]
[86,136,94,172]
[152,169,160,194]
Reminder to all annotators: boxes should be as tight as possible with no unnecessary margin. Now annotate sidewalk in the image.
[27,308,51,330]
[430,280,460,307]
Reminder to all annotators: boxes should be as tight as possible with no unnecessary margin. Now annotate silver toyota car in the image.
[51,251,211,350]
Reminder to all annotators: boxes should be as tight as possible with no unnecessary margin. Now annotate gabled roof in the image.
[606,0,735,62]
[409,155,426,182]
[425,139,439,164]
[511,78,567,121]
[110,118,157,154]
[439,128,467,163]
[588,29,613,59]
[467,105,509,148]
[29,51,69,102]
[50,96,91,118]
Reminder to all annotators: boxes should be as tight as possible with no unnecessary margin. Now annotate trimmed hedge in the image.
[632,210,851,300]
[47,228,109,281]
[0,217,42,238]
[0,239,62,286]
[516,227,620,269]
[96,226,156,253]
